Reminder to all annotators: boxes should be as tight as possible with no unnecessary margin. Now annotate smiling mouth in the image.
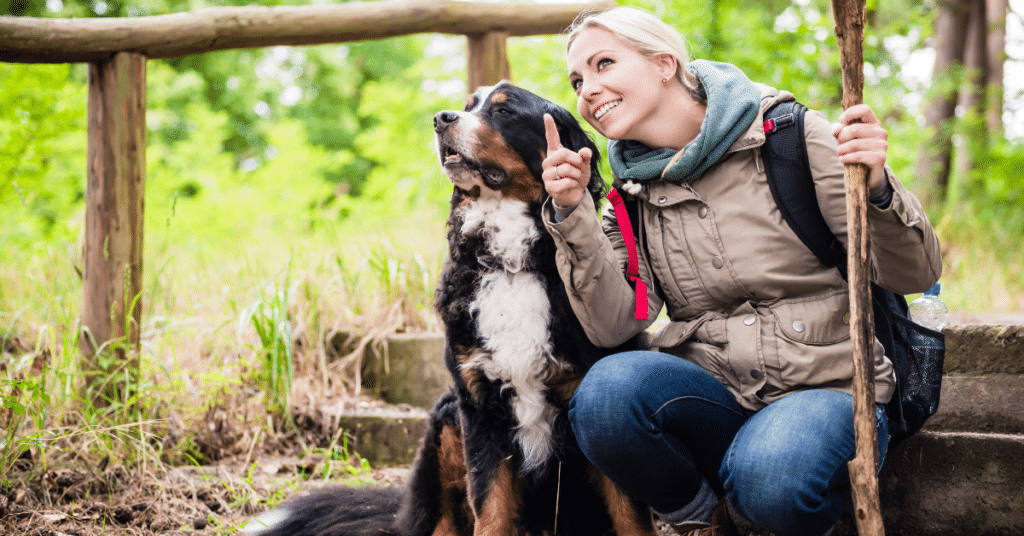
[594,99,622,120]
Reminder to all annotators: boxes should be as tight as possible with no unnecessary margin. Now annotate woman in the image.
[540,6,941,536]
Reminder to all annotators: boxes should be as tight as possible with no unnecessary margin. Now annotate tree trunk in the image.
[915,0,970,207]
[953,0,988,184]
[985,0,1007,138]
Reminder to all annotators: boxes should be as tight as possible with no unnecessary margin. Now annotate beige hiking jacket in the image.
[543,86,942,411]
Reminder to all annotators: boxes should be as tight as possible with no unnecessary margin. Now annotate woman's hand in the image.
[832,104,891,200]
[543,113,591,209]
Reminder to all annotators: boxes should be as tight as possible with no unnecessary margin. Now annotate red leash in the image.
[606,189,648,320]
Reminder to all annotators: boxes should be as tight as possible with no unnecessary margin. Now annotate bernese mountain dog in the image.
[243,82,654,536]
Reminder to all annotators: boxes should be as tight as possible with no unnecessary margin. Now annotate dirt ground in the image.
[0,452,762,536]
[0,442,406,535]
[0,388,771,536]
[0,435,696,536]
[0,388,412,536]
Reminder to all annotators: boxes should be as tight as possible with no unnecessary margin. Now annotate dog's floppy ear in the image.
[545,104,606,208]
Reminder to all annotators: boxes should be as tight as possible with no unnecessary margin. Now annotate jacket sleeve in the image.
[803,109,943,295]
[542,193,661,347]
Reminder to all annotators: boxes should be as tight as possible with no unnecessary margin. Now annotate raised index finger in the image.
[544,113,562,154]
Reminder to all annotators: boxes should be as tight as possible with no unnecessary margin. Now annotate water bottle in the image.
[909,283,948,331]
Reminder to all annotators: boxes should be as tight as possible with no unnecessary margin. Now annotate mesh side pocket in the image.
[891,313,945,440]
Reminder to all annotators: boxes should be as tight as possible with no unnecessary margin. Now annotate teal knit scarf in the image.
[608,60,760,184]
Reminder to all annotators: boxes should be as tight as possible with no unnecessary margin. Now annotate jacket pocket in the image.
[651,314,715,349]
[770,292,853,389]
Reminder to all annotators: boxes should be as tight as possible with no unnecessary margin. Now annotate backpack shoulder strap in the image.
[761,101,848,279]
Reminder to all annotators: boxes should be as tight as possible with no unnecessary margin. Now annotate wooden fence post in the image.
[467,31,511,91]
[81,52,147,379]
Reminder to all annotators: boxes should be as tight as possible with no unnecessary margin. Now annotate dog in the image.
[244,82,655,536]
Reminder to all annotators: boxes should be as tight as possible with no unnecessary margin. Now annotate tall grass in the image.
[0,199,447,480]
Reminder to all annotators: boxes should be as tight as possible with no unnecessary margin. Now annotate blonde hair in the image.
[566,6,702,98]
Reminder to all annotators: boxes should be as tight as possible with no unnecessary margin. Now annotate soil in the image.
[0,388,416,536]
[0,417,730,536]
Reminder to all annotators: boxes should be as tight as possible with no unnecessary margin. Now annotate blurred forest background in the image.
[1,0,1023,492]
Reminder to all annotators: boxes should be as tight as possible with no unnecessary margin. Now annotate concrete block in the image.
[362,333,451,408]
[876,431,1024,535]
[337,412,429,466]
[945,324,1024,374]
[925,374,1024,434]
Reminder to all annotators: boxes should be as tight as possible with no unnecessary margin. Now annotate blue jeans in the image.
[568,351,889,536]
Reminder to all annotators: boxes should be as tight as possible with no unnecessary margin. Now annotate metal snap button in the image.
[750,369,763,380]
[793,321,806,333]
[743,315,755,326]
[698,206,708,219]
[712,256,724,269]
[658,196,668,204]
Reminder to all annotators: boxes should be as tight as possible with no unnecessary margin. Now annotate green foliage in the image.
[241,262,295,424]
[0,63,87,250]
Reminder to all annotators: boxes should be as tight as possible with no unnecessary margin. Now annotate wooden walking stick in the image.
[831,0,885,534]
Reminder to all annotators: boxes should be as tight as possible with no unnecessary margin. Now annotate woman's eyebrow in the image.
[569,49,615,78]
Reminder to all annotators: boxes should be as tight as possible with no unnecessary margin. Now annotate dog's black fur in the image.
[244,82,653,536]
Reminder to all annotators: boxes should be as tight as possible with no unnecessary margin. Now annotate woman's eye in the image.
[597,58,613,70]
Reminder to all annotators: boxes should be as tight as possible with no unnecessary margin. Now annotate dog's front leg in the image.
[466,454,522,536]
[588,464,658,536]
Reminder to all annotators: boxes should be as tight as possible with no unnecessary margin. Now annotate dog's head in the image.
[433,81,604,206]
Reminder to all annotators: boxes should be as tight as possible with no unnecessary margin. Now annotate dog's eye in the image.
[495,107,511,116]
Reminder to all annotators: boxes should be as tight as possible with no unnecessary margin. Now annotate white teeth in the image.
[594,99,621,119]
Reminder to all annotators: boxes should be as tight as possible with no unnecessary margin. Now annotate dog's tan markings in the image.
[464,94,477,111]
[437,425,467,487]
[472,460,521,536]
[472,125,544,202]
[489,91,508,105]
[546,367,585,406]
[457,348,488,400]
[590,465,658,536]
[458,186,482,206]
[432,425,472,536]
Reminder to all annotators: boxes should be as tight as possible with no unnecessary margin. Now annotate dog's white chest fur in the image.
[460,198,556,473]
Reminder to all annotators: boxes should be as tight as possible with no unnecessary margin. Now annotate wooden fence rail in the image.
[0,0,608,374]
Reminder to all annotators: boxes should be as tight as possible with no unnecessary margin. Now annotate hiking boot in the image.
[670,499,739,536]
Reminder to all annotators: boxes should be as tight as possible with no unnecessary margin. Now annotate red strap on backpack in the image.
[606,188,648,320]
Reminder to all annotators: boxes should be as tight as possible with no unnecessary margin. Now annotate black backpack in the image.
[761,100,945,445]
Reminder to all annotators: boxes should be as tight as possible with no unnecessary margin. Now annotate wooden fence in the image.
[0,0,607,365]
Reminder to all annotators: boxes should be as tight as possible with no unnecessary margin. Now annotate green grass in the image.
[0,198,447,486]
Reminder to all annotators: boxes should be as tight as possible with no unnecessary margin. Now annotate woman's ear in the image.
[654,53,677,83]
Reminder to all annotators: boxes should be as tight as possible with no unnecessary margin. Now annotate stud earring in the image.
[662,78,668,84]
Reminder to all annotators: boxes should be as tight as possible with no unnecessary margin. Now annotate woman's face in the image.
[567,27,671,142]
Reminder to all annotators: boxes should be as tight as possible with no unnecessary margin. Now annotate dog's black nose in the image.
[434,111,458,132]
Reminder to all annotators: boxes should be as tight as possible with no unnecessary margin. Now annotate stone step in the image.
[878,431,1024,535]
[797,431,1024,536]
[943,323,1024,374]
[925,373,1024,434]
[337,324,1024,434]
[314,323,1024,536]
